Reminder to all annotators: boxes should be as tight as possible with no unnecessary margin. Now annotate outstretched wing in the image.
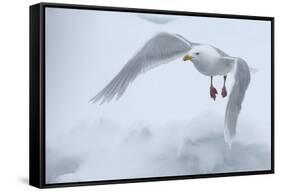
[90,32,192,104]
[224,58,251,148]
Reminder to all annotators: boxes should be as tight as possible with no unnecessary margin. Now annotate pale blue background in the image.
[45,8,271,183]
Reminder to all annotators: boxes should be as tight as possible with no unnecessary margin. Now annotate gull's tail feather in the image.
[250,67,258,74]
[224,58,251,149]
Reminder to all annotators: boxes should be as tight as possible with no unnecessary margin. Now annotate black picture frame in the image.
[29,2,275,189]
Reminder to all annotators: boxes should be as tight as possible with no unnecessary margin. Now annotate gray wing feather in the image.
[90,32,192,104]
[224,58,251,148]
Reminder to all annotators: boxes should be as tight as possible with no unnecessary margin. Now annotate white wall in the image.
[0,0,279,190]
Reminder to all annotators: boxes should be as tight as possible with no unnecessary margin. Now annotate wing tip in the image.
[224,127,234,150]
[88,95,103,105]
[88,97,97,104]
[88,93,118,105]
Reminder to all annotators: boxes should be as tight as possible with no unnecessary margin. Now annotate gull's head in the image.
[183,45,219,63]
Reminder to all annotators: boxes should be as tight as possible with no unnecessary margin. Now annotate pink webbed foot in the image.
[210,86,218,101]
[221,87,227,98]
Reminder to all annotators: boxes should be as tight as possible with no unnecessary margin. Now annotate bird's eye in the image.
[195,52,200,55]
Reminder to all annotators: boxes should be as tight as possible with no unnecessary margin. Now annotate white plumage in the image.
[89,32,251,148]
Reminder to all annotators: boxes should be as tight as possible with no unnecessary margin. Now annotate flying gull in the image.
[89,32,251,148]
[138,14,177,24]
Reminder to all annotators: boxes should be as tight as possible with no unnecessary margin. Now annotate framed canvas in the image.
[29,2,274,188]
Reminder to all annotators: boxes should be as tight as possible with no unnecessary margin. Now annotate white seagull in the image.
[138,14,177,24]
[89,32,251,148]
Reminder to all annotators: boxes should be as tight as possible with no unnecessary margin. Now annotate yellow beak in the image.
[183,54,192,61]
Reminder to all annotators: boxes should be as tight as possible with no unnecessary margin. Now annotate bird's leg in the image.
[210,76,218,101]
[221,75,227,98]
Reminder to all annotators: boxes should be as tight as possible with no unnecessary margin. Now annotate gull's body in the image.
[90,32,251,148]
[188,45,234,76]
